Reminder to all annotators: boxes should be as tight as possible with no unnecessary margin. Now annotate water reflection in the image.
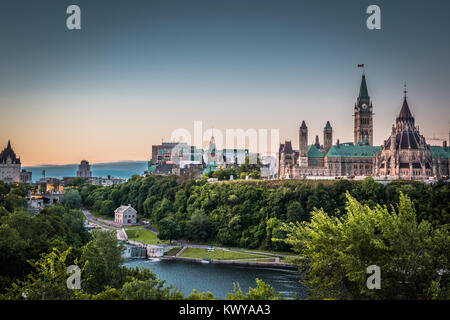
[124,258,306,299]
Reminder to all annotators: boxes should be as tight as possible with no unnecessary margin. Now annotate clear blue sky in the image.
[0,0,449,164]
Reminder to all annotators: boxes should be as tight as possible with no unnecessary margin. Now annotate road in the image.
[82,209,117,230]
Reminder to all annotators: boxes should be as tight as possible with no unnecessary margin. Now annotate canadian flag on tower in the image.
[358,64,365,68]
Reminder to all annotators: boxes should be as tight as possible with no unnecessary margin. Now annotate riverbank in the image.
[161,255,297,269]
[123,258,305,299]
[82,208,298,267]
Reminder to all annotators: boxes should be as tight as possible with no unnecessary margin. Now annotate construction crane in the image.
[425,132,448,143]
[426,136,446,141]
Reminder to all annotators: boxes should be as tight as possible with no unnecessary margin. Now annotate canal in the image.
[123,258,306,299]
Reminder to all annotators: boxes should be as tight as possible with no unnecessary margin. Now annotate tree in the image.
[2,193,26,213]
[0,225,27,289]
[236,156,262,178]
[74,173,449,254]
[153,197,173,222]
[187,289,216,300]
[64,189,82,208]
[69,177,86,187]
[186,210,213,241]
[248,170,261,179]
[79,230,124,294]
[1,248,76,300]
[266,217,288,250]
[283,192,450,300]
[121,278,183,300]
[286,201,307,223]
[226,278,283,300]
[360,176,384,207]
[100,200,115,216]
[158,215,181,241]
[212,168,236,181]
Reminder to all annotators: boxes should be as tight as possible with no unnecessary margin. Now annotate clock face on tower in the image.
[362,104,368,111]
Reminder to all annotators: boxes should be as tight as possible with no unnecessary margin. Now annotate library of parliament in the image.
[278,73,449,180]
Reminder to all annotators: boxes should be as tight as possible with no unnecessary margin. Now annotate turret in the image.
[323,121,333,155]
[390,125,396,150]
[314,135,321,149]
[299,121,308,157]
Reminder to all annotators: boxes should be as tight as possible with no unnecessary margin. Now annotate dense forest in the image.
[77,174,450,250]
[1,176,449,299]
[0,181,280,300]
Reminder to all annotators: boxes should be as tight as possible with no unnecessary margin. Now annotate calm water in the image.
[123,259,306,299]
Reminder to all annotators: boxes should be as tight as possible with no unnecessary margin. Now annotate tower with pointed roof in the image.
[0,140,22,183]
[203,134,219,167]
[323,121,333,155]
[354,73,374,146]
[298,121,308,167]
[374,86,447,180]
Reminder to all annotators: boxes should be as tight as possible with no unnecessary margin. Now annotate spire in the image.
[314,135,321,149]
[208,134,216,156]
[359,74,369,101]
[300,121,307,129]
[0,139,19,164]
[397,84,414,124]
[324,121,332,131]
[399,98,413,120]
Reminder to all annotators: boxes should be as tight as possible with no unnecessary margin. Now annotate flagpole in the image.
[357,63,365,74]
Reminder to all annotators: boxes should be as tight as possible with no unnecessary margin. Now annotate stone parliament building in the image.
[0,140,32,184]
[278,74,449,180]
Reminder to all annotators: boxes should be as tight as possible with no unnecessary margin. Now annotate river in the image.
[123,258,306,299]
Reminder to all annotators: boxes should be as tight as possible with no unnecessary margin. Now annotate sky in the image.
[0,0,449,165]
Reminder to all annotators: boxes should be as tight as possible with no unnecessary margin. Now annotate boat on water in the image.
[201,258,211,264]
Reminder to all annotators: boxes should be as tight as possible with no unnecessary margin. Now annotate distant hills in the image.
[23,161,148,182]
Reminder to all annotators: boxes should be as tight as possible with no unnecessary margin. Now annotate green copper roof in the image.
[325,121,332,131]
[359,74,369,101]
[308,145,324,158]
[148,160,156,172]
[430,146,449,159]
[326,145,381,158]
[202,162,218,174]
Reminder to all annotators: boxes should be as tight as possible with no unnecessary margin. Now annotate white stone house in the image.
[114,205,137,225]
